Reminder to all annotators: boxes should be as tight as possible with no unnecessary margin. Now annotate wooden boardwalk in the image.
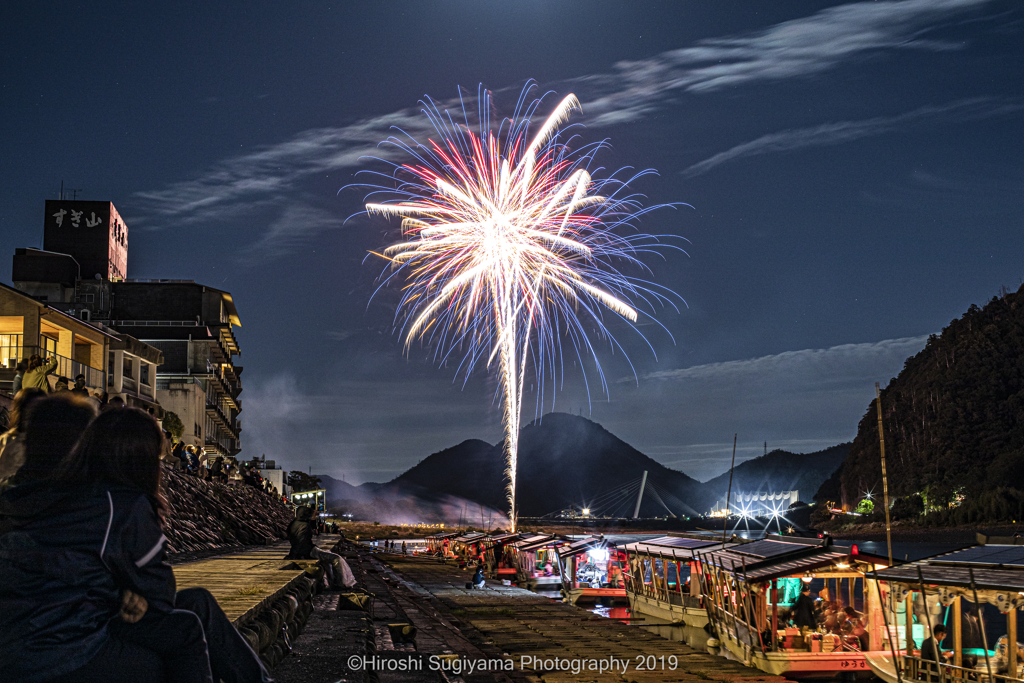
[173,538,330,626]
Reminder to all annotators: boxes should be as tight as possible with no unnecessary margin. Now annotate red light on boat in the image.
[851,544,859,556]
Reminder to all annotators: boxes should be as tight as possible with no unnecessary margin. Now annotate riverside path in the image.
[269,541,789,683]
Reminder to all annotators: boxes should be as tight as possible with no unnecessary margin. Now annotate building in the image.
[105,280,243,458]
[0,280,114,394]
[6,202,244,452]
[248,455,289,496]
[709,490,800,517]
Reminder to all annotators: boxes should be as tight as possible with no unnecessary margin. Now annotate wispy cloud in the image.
[636,336,929,385]
[683,97,1023,177]
[237,201,341,265]
[133,0,994,256]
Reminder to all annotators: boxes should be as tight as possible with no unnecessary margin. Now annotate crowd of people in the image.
[787,585,870,651]
[0,388,274,682]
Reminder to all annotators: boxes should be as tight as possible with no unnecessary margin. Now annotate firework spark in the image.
[359,84,680,531]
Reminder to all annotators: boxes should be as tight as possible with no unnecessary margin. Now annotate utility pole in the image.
[875,383,894,567]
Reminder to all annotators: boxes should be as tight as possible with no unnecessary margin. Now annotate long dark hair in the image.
[20,394,97,480]
[9,387,46,433]
[55,408,167,516]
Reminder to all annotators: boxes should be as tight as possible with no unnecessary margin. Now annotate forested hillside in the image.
[819,284,1024,521]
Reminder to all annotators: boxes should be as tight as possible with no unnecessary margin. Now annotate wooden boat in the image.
[422,531,460,557]
[510,534,568,591]
[556,536,628,605]
[873,538,1024,683]
[623,534,736,627]
[696,535,891,679]
[481,532,523,580]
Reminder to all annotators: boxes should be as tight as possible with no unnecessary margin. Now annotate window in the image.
[122,355,133,379]
[140,363,150,385]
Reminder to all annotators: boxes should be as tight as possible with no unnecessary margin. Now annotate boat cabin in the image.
[873,538,1024,683]
[482,532,522,579]
[424,531,460,557]
[511,534,567,590]
[623,534,735,626]
[556,536,628,604]
[696,535,891,678]
[452,532,488,563]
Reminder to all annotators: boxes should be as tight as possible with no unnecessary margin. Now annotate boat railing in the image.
[903,655,1024,683]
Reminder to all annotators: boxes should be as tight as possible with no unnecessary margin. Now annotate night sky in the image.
[2,1,1022,484]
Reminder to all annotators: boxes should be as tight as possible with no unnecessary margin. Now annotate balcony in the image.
[16,345,106,390]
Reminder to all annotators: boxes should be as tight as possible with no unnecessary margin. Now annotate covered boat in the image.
[510,534,568,591]
[870,538,1024,683]
[481,532,523,580]
[556,535,628,605]
[623,534,734,626]
[696,535,891,678]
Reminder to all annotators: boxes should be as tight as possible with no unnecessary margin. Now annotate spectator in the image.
[106,396,126,410]
[183,445,199,474]
[5,394,97,487]
[208,456,225,483]
[70,374,89,396]
[286,505,356,589]
[0,407,271,683]
[160,431,181,470]
[53,376,70,393]
[0,388,47,482]
[11,359,28,394]
[22,355,57,393]
[170,441,186,469]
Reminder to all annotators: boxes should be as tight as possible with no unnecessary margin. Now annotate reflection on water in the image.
[588,605,739,659]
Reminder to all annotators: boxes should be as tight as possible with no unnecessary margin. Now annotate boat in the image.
[623,534,736,627]
[556,535,628,605]
[696,535,891,679]
[422,531,460,557]
[510,534,568,592]
[873,536,1024,683]
[481,532,523,580]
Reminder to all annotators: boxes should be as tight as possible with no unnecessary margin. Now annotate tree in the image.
[855,498,874,515]
[287,471,322,493]
[162,411,184,441]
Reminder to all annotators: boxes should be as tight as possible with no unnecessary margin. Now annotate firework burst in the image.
[358,84,681,531]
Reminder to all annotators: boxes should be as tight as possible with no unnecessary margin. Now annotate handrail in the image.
[904,655,1024,683]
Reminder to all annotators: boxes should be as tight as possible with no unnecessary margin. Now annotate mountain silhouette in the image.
[318,413,848,521]
[818,284,1024,512]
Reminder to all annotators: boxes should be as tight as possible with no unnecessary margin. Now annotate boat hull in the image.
[720,631,875,679]
[627,590,708,627]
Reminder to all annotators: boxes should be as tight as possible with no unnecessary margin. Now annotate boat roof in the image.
[875,543,1024,591]
[557,536,616,559]
[425,531,460,540]
[699,538,886,582]
[515,534,566,552]
[453,532,488,543]
[482,532,521,546]
[622,535,727,556]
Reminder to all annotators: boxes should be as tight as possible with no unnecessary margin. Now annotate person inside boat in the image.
[920,624,954,679]
[792,585,817,634]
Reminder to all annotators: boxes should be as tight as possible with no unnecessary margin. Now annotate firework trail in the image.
[358,83,681,531]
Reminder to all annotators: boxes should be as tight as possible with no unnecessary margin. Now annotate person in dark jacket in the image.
[0,408,271,683]
[472,565,486,589]
[791,585,817,632]
[287,505,355,588]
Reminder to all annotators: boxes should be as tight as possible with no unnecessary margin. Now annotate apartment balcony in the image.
[205,400,239,440]
[10,344,106,390]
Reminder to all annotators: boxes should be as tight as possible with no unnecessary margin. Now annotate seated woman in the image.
[0,407,271,683]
